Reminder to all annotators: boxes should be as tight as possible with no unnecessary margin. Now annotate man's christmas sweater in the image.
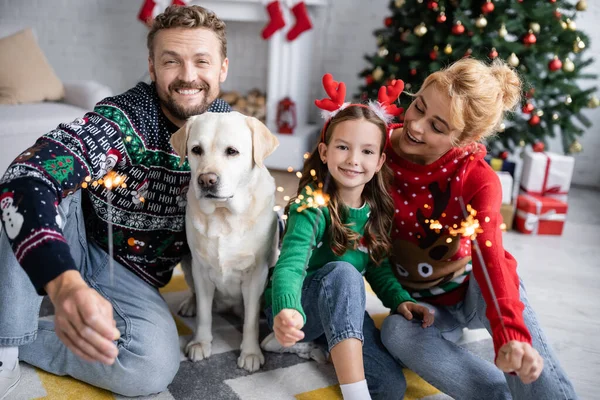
[0,82,231,293]
[266,186,415,323]
[385,138,531,355]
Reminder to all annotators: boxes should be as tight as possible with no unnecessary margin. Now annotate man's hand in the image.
[273,309,305,347]
[45,270,121,365]
[396,301,435,328]
[496,341,544,384]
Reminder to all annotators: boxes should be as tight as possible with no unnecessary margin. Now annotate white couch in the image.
[0,80,113,174]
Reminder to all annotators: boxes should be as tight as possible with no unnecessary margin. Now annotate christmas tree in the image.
[43,155,75,183]
[358,0,598,154]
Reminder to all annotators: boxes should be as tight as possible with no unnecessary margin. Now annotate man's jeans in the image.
[0,192,180,396]
[266,261,407,400]
[381,277,578,400]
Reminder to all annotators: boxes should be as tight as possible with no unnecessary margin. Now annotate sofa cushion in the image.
[0,28,64,105]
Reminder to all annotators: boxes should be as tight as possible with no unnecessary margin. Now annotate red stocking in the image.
[261,1,286,40]
[286,1,312,41]
[137,0,156,24]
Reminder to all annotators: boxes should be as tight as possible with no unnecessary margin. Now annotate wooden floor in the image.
[270,169,600,399]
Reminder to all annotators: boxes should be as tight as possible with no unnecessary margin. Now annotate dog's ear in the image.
[170,118,193,167]
[246,116,279,168]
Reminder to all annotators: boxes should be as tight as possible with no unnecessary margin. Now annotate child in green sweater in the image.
[262,74,434,400]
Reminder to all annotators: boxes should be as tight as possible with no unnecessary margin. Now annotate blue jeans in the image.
[0,192,180,397]
[381,277,578,400]
[265,261,406,400]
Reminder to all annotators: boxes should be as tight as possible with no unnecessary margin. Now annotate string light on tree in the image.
[552,112,559,120]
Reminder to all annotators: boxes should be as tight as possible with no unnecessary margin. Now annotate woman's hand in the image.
[496,341,544,384]
[397,301,435,328]
[273,309,305,347]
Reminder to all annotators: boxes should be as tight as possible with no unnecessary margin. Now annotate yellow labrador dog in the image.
[170,111,279,372]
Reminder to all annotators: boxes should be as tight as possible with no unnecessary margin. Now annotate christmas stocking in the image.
[138,0,187,25]
[286,1,312,41]
[261,1,286,40]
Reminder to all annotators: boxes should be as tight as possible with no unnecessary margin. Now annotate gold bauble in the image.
[565,95,573,105]
[567,19,577,31]
[573,37,586,53]
[444,43,453,55]
[372,66,384,81]
[576,0,587,11]
[395,0,406,7]
[414,23,428,37]
[519,140,526,147]
[378,47,389,57]
[560,20,567,30]
[563,58,575,72]
[530,22,541,34]
[536,109,544,117]
[552,113,559,120]
[475,15,488,29]
[588,95,600,108]
[569,140,583,154]
[498,123,505,132]
[508,53,519,67]
[498,24,507,38]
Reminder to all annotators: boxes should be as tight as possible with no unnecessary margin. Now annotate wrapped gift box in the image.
[500,203,515,231]
[520,151,574,202]
[485,156,516,178]
[515,193,567,235]
[497,171,513,205]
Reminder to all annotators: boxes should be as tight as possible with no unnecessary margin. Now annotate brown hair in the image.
[147,5,227,60]
[286,106,395,265]
[416,58,522,145]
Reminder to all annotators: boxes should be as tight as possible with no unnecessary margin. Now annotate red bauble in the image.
[365,75,374,85]
[554,10,562,19]
[427,1,439,10]
[384,17,393,27]
[488,48,498,59]
[523,32,537,45]
[548,0,556,3]
[452,22,465,35]
[429,49,438,60]
[410,68,417,76]
[533,141,545,152]
[529,115,541,126]
[548,57,562,71]
[522,103,534,114]
[500,151,509,160]
[394,54,401,62]
[482,1,495,14]
[437,13,447,23]
[526,88,536,98]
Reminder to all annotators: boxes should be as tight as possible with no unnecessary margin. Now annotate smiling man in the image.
[0,6,232,398]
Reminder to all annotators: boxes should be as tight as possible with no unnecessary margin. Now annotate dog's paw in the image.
[237,350,265,373]
[178,294,196,317]
[186,340,212,361]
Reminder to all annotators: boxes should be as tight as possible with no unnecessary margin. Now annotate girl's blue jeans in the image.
[265,261,406,400]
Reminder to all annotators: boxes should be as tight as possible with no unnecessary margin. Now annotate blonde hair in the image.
[147,5,227,60]
[286,106,394,265]
[417,58,522,145]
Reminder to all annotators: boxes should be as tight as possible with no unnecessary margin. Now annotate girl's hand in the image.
[496,341,544,384]
[273,309,305,347]
[396,301,435,328]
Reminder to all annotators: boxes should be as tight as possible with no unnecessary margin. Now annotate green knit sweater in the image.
[266,191,415,322]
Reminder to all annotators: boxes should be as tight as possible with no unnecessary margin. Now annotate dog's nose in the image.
[198,173,219,188]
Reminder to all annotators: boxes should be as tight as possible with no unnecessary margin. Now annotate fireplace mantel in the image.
[190,0,328,170]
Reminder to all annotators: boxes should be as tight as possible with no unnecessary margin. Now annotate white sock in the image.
[0,347,18,370]
[340,379,371,400]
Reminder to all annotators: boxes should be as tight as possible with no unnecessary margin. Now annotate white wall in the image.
[1,0,598,187]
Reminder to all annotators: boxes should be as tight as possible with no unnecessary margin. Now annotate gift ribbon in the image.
[517,194,566,234]
[520,152,568,196]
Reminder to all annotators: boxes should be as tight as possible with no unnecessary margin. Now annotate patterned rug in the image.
[9,268,494,400]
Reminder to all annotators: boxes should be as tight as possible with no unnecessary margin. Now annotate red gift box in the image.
[515,194,567,235]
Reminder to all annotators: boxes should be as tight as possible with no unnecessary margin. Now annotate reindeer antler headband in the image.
[314,73,405,144]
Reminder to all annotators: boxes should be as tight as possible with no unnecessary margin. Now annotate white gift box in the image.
[496,171,513,205]
[520,151,574,202]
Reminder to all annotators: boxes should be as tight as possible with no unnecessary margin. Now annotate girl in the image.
[262,74,433,400]
[381,58,577,399]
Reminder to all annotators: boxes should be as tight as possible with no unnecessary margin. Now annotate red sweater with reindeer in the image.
[385,139,531,355]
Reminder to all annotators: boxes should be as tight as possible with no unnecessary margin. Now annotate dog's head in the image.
[170,111,278,207]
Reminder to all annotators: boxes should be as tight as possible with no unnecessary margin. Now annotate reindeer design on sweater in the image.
[389,181,471,292]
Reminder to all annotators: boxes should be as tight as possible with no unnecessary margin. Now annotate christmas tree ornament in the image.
[410,68,417,76]
[437,11,447,23]
[532,141,545,152]
[286,1,313,41]
[377,35,384,45]
[378,47,389,57]
[427,1,439,11]
[500,151,509,160]
[373,66,384,81]
[508,53,520,67]
[498,123,506,132]
[536,109,544,117]
[519,140,526,147]
[444,43,453,55]
[430,46,439,60]
[498,24,507,38]
[395,0,406,7]
[567,19,577,31]
[552,113,559,120]
[365,75,374,85]
[394,53,401,62]
[385,17,393,27]
[574,37,586,53]
[452,21,465,35]
[576,0,587,11]
[560,20,567,30]
[588,95,600,108]
[565,95,572,105]
[463,48,473,57]
[405,83,412,90]
[554,10,562,19]
[522,103,534,114]
[526,88,535,98]
[475,15,488,29]
[488,47,498,59]
[562,58,575,72]
[482,0,494,14]
[530,22,540,34]
[414,23,428,37]
[529,115,541,126]
[548,56,562,71]
[569,140,583,153]
[548,0,556,2]
[523,31,537,45]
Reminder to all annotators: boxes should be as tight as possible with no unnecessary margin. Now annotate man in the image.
[0,5,230,397]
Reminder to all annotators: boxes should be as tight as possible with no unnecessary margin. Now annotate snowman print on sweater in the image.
[1,191,24,240]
